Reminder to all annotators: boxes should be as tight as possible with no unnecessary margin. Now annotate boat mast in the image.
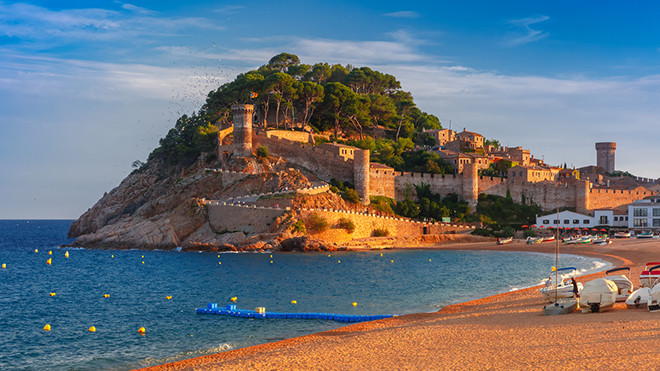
[554,207,559,302]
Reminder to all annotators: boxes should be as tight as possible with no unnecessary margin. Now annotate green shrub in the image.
[291,220,306,234]
[329,186,339,193]
[256,145,270,158]
[342,188,360,204]
[472,228,493,237]
[337,217,356,233]
[372,228,389,237]
[369,196,395,215]
[523,229,537,238]
[501,226,515,237]
[307,213,328,233]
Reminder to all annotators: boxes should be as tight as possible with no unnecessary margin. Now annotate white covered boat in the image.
[579,278,618,313]
[604,267,633,302]
[592,236,611,245]
[540,267,582,302]
[648,285,660,312]
[526,236,543,244]
[637,231,654,239]
[626,287,651,309]
[639,262,660,288]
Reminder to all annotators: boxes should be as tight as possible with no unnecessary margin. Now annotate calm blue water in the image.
[0,220,609,370]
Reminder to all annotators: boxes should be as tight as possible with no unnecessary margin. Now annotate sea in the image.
[0,220,611,370]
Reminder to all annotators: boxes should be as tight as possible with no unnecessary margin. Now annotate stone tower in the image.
[462,163,478,212]
[595,142,616,173]
[353,149,370,205]
[232,104,254,157]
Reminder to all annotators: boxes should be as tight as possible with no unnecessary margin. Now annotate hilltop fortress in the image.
[223,104,656,215]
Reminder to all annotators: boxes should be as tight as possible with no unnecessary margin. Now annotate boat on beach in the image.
[576,236,593,244]
[496,236,513,245]
[614,231,632,238]
[592,236,611,245]
[540,267,582,302]
[526,236,543,244]
[579,278,618,313]
[637,231,654,239]
[639,262,660,288]
[626,287,652,309]
[542,236,555,243]
[604,267,633,302]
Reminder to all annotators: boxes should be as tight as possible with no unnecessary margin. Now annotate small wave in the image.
[138,343,234,366]
[174,247,183,252]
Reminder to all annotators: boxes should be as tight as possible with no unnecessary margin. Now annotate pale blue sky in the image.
[2,1,660,218]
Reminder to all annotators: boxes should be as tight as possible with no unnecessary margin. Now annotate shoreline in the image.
[141,237,659,370]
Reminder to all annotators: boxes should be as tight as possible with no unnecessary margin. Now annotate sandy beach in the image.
[143,238,660,370]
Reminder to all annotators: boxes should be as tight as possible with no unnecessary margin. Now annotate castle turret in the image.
[462,163,478,212]
[595,142,616,173]
[353,149,370,205]
[232,104,254,157]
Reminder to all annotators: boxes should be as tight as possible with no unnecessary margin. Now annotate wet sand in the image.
[143,238,660,370]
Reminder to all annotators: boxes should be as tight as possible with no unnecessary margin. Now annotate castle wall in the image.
[265,130,314,144]
[586,186,655,211]
[207,203,286,235]
[253,132,354,183]
[394,172,464,201]
[299,209,461,241]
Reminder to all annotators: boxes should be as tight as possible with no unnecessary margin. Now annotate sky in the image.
[2,0,660,219]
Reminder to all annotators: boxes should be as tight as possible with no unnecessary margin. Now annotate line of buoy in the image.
[199,304,395,323]
[104,294,110,298]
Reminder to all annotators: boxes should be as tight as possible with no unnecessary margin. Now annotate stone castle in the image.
[221,104,656,215]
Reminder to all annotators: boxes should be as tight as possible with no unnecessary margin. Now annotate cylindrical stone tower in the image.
[595,142,616,173]
[462,163,478,212]
[353,149,370,205]
[232,104,254,157]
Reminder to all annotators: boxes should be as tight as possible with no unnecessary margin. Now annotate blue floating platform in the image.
[197,303,395,323]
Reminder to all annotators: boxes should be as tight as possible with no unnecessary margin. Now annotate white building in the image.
[536,209,624,229]
[628,197,660,230]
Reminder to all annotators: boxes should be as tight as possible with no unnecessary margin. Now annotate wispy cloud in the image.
[503,15,549,47]
[0,2,224,42]
[383,11,420,19]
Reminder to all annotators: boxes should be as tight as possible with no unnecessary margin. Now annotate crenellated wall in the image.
[586,186,654,211]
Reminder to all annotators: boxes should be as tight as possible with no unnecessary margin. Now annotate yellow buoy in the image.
[328,254,331,257]
[35,249,39,253]
[48,251,52,255]
[141,255,144,258]
[352,302,358,307]
[111,255,114,258]
[43,324,51,331]
[217,255,220,258]
[46,258,52,265]
[137,327,146,334]
[1,263,5,269]
[270,254,272,258]
[429,259,432,262]
[218,262,222,265]
[270,261,273,264]
[230,296,237,302]
[88,326,96,332]
[291,300,297,304]
[104,294,110,298]
[49,292,56,296]
[166,295,172,300]
[380,253,383,256]
[141,261,144,264]
[390,260,394,263]
[65,251,69,258]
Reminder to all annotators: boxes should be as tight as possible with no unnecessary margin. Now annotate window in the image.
[654,219,660,227]
[634,208,648,217]
[654,208,660,216]
[519,171,523,177]
[600,216,608,225]
[583,220,590,225]
[634,218,648,227]
[564,220,569,224]
[614,216,618,221]
[543,220,549,224]
[573,219,579,224]
[553,220,559,225]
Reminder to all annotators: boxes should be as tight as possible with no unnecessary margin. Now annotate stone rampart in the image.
[265,130,314,144]
[299,209,467,241]
[369,167,396,199]
[207,203,287,235]
[253,132,354,182]
[394,172,464,200]
[586,186,655,211]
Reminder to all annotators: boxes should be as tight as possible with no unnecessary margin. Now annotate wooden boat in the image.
[637,231,654,239]
[592,236,611,245]
[526,236,543,244]
[613,231,632,238]
[575,236,592,244]
[579,278,617,313]
[496,236,513,245]
[639,262,660,288]
[542,236,555,243]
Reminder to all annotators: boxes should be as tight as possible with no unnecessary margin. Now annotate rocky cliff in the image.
[68,153,314,250]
